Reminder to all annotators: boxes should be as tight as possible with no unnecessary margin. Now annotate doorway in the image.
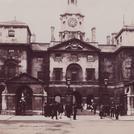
[16,86,32,115]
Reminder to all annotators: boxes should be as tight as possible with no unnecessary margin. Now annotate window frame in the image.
[86,68,95,81]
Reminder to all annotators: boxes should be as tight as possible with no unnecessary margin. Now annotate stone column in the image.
[63,71,66,81]
[127,95,131,115]
[2,89,7,112]
[83,68,86,81]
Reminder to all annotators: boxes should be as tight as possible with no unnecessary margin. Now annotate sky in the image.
[0,0,134,43]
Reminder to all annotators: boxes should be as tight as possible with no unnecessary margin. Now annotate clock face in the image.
[68,18,77,27]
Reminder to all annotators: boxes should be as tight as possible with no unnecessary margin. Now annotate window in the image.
[117,39,119,45]
[37,71,44,81]
[70,54,79,62]
[62,33,65,39]
[55,53,61,58]
[55,53,62,62]
[8,29,15,37]
[66,64,82,81]
[53,68,62,81]
[71,71,77,81]
[4,59,18,78]
[87,55,94,62]
[120,36,122,43]
[86,68,95,81]
[8,49,15,53]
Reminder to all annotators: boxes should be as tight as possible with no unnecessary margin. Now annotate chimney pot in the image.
[106,35,111,44]
[51,26,55,42]
[91,27,96,42]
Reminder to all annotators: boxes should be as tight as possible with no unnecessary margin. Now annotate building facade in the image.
[0,0,134,115]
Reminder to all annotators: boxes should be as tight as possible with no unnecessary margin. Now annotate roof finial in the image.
[123,14,125,26]
[68,0,77,6]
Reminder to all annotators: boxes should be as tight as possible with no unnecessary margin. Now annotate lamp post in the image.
[0,83,6,113]
[103,78,109,105]
[66,77,71,93]
[66,77,72,104]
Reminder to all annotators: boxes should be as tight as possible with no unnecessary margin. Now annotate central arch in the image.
[66,63,83,81]
[16,86,33,115]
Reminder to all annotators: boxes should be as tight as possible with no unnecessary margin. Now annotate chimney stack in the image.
[51,26,55,42]
[91,27,96,42]
[111,33,117,44]
[31,33,36,42]
[106,35,111,44]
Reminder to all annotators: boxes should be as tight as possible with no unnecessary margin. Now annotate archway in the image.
[66,63,83,81]
[16,86,33,115]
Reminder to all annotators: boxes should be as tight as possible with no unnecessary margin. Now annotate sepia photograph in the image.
[0,0,134,134]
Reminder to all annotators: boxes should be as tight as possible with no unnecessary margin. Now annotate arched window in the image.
[66,63,83,81]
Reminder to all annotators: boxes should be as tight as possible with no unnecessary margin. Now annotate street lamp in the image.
[0,82,6,113]
[103,78,109,105]
[66,77,71,92]
[104,78,108,86]
[66,77,72,103]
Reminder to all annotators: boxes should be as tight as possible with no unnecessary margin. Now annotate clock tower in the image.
[59,0,85,42]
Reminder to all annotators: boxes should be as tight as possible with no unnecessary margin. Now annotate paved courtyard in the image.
[0,115,134,134]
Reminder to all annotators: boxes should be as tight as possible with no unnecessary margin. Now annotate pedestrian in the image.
[19,98,26,115]
[99,104,104,119]
[73,104,77,120]
[58,103,64,119]
[115,105,120,120]
[65,103,72,118]
[92,102,97,115]
[51,102,58,120]
[110,104,115,118]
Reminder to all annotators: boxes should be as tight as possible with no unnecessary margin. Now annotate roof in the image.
[31,43,49,51]
[98,44,117,53]
[0,20,31,35]
[115,25,134,39]
[48,38,100,52]
[6,73,44,84]
[0,20,27,26]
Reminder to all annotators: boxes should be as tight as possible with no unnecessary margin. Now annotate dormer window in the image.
[117,39,119,45]
[120,36,122,43]
[8,28,15,37]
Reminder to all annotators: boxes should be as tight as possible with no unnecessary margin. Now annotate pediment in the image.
[48,38,100,52]
[7,73,44,84]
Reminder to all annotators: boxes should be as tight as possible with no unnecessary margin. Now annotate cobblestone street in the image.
[0,115,134,134]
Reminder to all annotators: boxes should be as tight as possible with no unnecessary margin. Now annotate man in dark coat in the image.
[65,103,72,118]
[73,104,77,120]
[115,105,120,120]
[51,102,58,120]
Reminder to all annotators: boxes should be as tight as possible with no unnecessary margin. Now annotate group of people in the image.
[44,102,78,120]
[43,101,123,120]
[99,104,121,120]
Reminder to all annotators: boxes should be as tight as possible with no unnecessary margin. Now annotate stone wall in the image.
[49,52,99,81]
